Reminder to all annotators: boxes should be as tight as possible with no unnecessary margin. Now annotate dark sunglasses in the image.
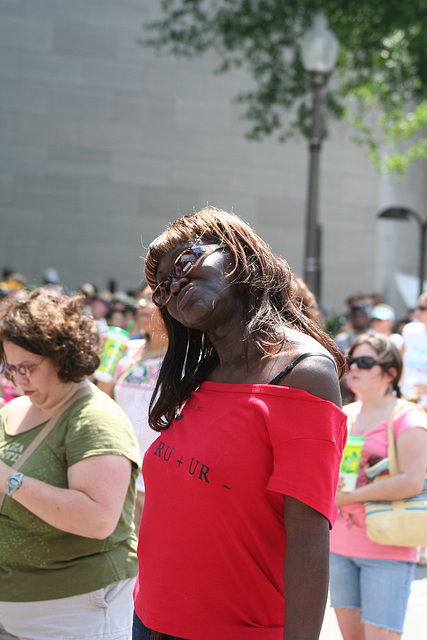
[152,244,222,308]
[346,355,382,370]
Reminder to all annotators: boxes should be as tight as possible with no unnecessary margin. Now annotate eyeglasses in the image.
[346,355,381,370]
[3,357,46,379]
[417,305,427,311]
[152,244,222,308]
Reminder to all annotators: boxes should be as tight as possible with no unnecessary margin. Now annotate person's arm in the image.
[336,425,427,507]
[0,453,132,539]
[276,354,342,638]
[283,496,330,639]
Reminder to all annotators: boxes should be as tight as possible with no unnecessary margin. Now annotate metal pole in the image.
[419,222,427,297]
[303,71,325,303]
[407,209,426,298]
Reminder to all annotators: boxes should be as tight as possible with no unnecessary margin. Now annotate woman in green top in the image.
[0,288,141,640]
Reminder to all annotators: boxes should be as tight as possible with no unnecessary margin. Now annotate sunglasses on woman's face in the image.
[346,355,381,370]
[152,244,222,308]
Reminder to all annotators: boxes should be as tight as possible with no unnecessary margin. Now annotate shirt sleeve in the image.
[62,390,142,469]
[266,393,347,527]
[393,402,427,440]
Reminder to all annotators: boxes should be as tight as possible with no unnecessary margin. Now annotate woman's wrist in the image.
[336,488,363,506]
[6,471,24,497]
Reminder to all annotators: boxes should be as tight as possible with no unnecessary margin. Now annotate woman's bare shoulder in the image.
[274,334,341,407]
[3,394,32,415]
[2,395,35,434]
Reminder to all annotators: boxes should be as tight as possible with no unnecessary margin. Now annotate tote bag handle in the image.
[386,399,426,476]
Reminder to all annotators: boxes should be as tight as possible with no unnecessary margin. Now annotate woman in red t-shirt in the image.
[133,207,348,640]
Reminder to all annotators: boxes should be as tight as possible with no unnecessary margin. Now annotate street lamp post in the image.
[301,13,338,303]
[378,206,427,298]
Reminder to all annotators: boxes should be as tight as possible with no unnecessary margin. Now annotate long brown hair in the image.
[145,207,346,430]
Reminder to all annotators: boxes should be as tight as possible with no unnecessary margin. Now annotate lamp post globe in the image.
[301,13,339,73]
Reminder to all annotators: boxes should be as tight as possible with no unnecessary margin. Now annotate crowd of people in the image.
[1,207,427,640]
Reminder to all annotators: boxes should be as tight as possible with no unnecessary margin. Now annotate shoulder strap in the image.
[386,399,426,475]
[0,383,94,510]
[386,401,403,476]
[268,352,335,386]
[348,410,354,436]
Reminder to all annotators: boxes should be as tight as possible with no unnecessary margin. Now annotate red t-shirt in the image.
[134,381,347,640]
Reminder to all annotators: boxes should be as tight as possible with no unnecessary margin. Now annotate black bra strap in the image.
[268,352,336,386]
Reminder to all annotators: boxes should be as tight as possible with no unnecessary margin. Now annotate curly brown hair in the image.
[0,288,101,382]
[145,207,346,430]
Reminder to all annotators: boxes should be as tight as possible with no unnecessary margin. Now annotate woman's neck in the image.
[358,391,396,413]
[36,380,90,416]
[6,379,91,435]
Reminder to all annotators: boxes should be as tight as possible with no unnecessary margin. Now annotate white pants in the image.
[0,578,135,640]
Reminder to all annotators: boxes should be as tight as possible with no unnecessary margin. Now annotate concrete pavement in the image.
[320,564,427,638]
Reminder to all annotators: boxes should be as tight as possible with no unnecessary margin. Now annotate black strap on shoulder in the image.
[268,352,335,386]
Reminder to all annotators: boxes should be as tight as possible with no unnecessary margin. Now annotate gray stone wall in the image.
[1,0,425,316]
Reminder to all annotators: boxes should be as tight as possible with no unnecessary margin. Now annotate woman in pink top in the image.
[330,334,427,640]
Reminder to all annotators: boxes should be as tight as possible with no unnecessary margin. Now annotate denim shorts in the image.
[329,552,415,633]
